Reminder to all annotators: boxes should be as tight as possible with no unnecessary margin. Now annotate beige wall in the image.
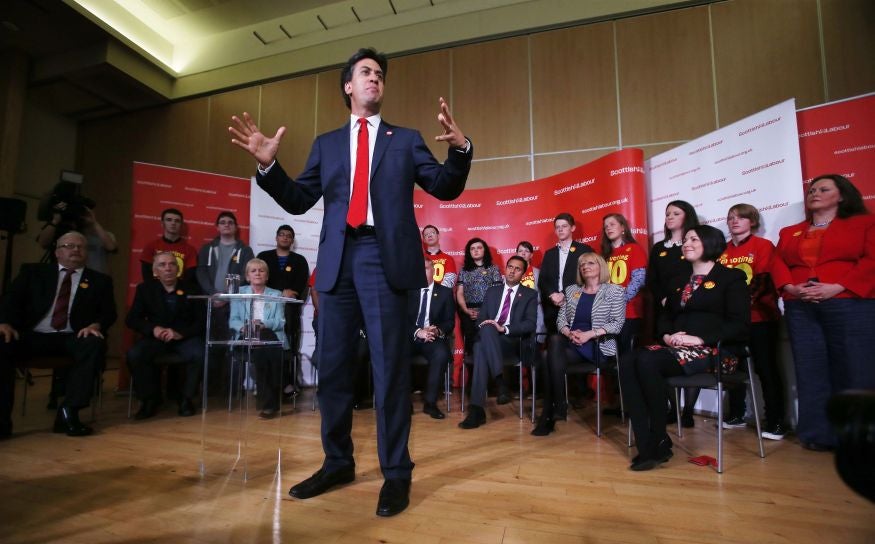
[3,0,871,355]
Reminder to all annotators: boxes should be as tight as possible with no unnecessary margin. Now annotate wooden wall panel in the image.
[261,75,318,178]
[206,87,260,178]
[531,23,618,153]
[381,50,451,161]
[533,149,617,179]
[712,0,823,125]
[821,0,875,101]
[316,69,349,135]
[452,37,531,159]
[616,6,715,144]
[466,157,532,189]
[133,99,210,172]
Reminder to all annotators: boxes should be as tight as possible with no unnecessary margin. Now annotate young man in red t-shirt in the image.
[140,208,198,282]
[421,224,458,288]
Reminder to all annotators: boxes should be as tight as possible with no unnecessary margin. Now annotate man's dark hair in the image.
[685,225,727,262]
[421,224,438,235]
[340,47,388,110]
[215,211,237,225]
[663,200,699,242]
[277,224,295,237]
[808,174,868,219]
[161,208,183,221]
[507,255,528,273]
[463,237,492,271]
[554,212,575,227]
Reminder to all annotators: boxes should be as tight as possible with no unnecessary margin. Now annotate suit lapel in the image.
[371,120,392,178]
[338,122,352,192]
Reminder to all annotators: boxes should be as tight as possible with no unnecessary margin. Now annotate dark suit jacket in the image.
[658,264,750,348]
[125,279,204,340]
[0,263,116,333]
[257,249,310,297]
[538,241,595,298]
[477,284,538,338]
[257,120,472,291]
[407,283,456,340]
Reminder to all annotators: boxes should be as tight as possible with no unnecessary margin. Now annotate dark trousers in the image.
[458,303,481,355]
[784,298,875,447]
[619,347,684,453]
[541,334,596,418]
[409,338,450,405]
[728,321,784,425]
[470,326,516,407]
[1,331,105,425]
[543,303,559,335]
[127,336,203,402]
[316,234,413,480]
[247,330,282,412]
[618,318,642,355]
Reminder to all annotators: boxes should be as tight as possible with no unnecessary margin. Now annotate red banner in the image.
[413,148,648,381]
[125,162,251,387]
[797,93,875,211]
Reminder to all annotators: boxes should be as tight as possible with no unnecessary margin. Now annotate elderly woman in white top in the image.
[532,252,626,436]
[230,258,288,418]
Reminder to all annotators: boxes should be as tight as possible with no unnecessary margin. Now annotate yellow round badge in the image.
[79,282,89,289]
[703,281,716,289]
[659,251,667,257]
[176,289,185,295]
[285,266,292,272]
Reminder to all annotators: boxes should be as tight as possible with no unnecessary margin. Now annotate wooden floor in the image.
[1,369,873,544]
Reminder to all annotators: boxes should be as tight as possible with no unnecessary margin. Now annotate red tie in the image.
[497,287,513,326]
[347,117,369,227]
[51,268,74,330]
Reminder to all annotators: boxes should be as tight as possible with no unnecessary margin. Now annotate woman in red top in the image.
[718,204,785,440]
[601,213,647,355]
[773,174,875,451]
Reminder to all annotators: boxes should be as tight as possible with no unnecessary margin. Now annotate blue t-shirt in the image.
[571,291,595,361]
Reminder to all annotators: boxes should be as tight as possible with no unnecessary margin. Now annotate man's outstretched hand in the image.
[435,97,467,149]
[229,112,286,168]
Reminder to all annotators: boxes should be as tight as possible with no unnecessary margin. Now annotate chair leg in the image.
[717,382,724,473]
[128,375,134,418]
[461,364,466,413]
[563,374,569,420]
[747,357,765,459]
[614,355,625,424]
[517,364,523,420]
[595,369,601,437]
[675,388,683,438]
[530,364,536,423]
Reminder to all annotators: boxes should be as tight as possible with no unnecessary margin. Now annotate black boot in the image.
[135,399,159,420]
[530,415,555,436]
[53,407,93,436]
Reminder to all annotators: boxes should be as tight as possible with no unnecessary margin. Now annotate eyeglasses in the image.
[277,233,293,238]
[217,220,236,226]
[57,243,85,250]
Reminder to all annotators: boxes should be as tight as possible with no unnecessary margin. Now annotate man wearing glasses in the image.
[0,231,117,438]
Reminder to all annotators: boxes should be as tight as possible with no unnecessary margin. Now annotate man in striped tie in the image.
[459,256,538,429]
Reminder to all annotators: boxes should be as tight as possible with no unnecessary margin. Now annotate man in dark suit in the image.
[459,256,538,429]
[229,47,471,516]
[538,213,595,335]
[0,231,117,438]
[408,257,456,420]
[126,251,205,420]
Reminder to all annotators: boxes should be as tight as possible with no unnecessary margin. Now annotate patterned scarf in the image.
[680,274,706,308]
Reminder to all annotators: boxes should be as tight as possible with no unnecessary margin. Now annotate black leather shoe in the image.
[53,407,93,436]
[681,413,695,428]
[422,403,445,420]
[376,478,411,517]
[496,393,511,405]
[289,466,355,499]
[630,457,660,471]
[530,417,555,436]
[801,441,835,452]
[134,399,159,420]
[178,398,196,417]
[458,405,486,429]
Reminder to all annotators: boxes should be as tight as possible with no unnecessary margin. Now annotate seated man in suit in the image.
[0,231,117,438]
[126,251,205,419]
[408,257,456,419]
[459,256,537,429]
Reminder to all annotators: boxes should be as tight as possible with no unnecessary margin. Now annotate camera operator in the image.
[36,182,117,273]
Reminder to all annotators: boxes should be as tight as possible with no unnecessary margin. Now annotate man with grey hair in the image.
[0,231,116,438]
